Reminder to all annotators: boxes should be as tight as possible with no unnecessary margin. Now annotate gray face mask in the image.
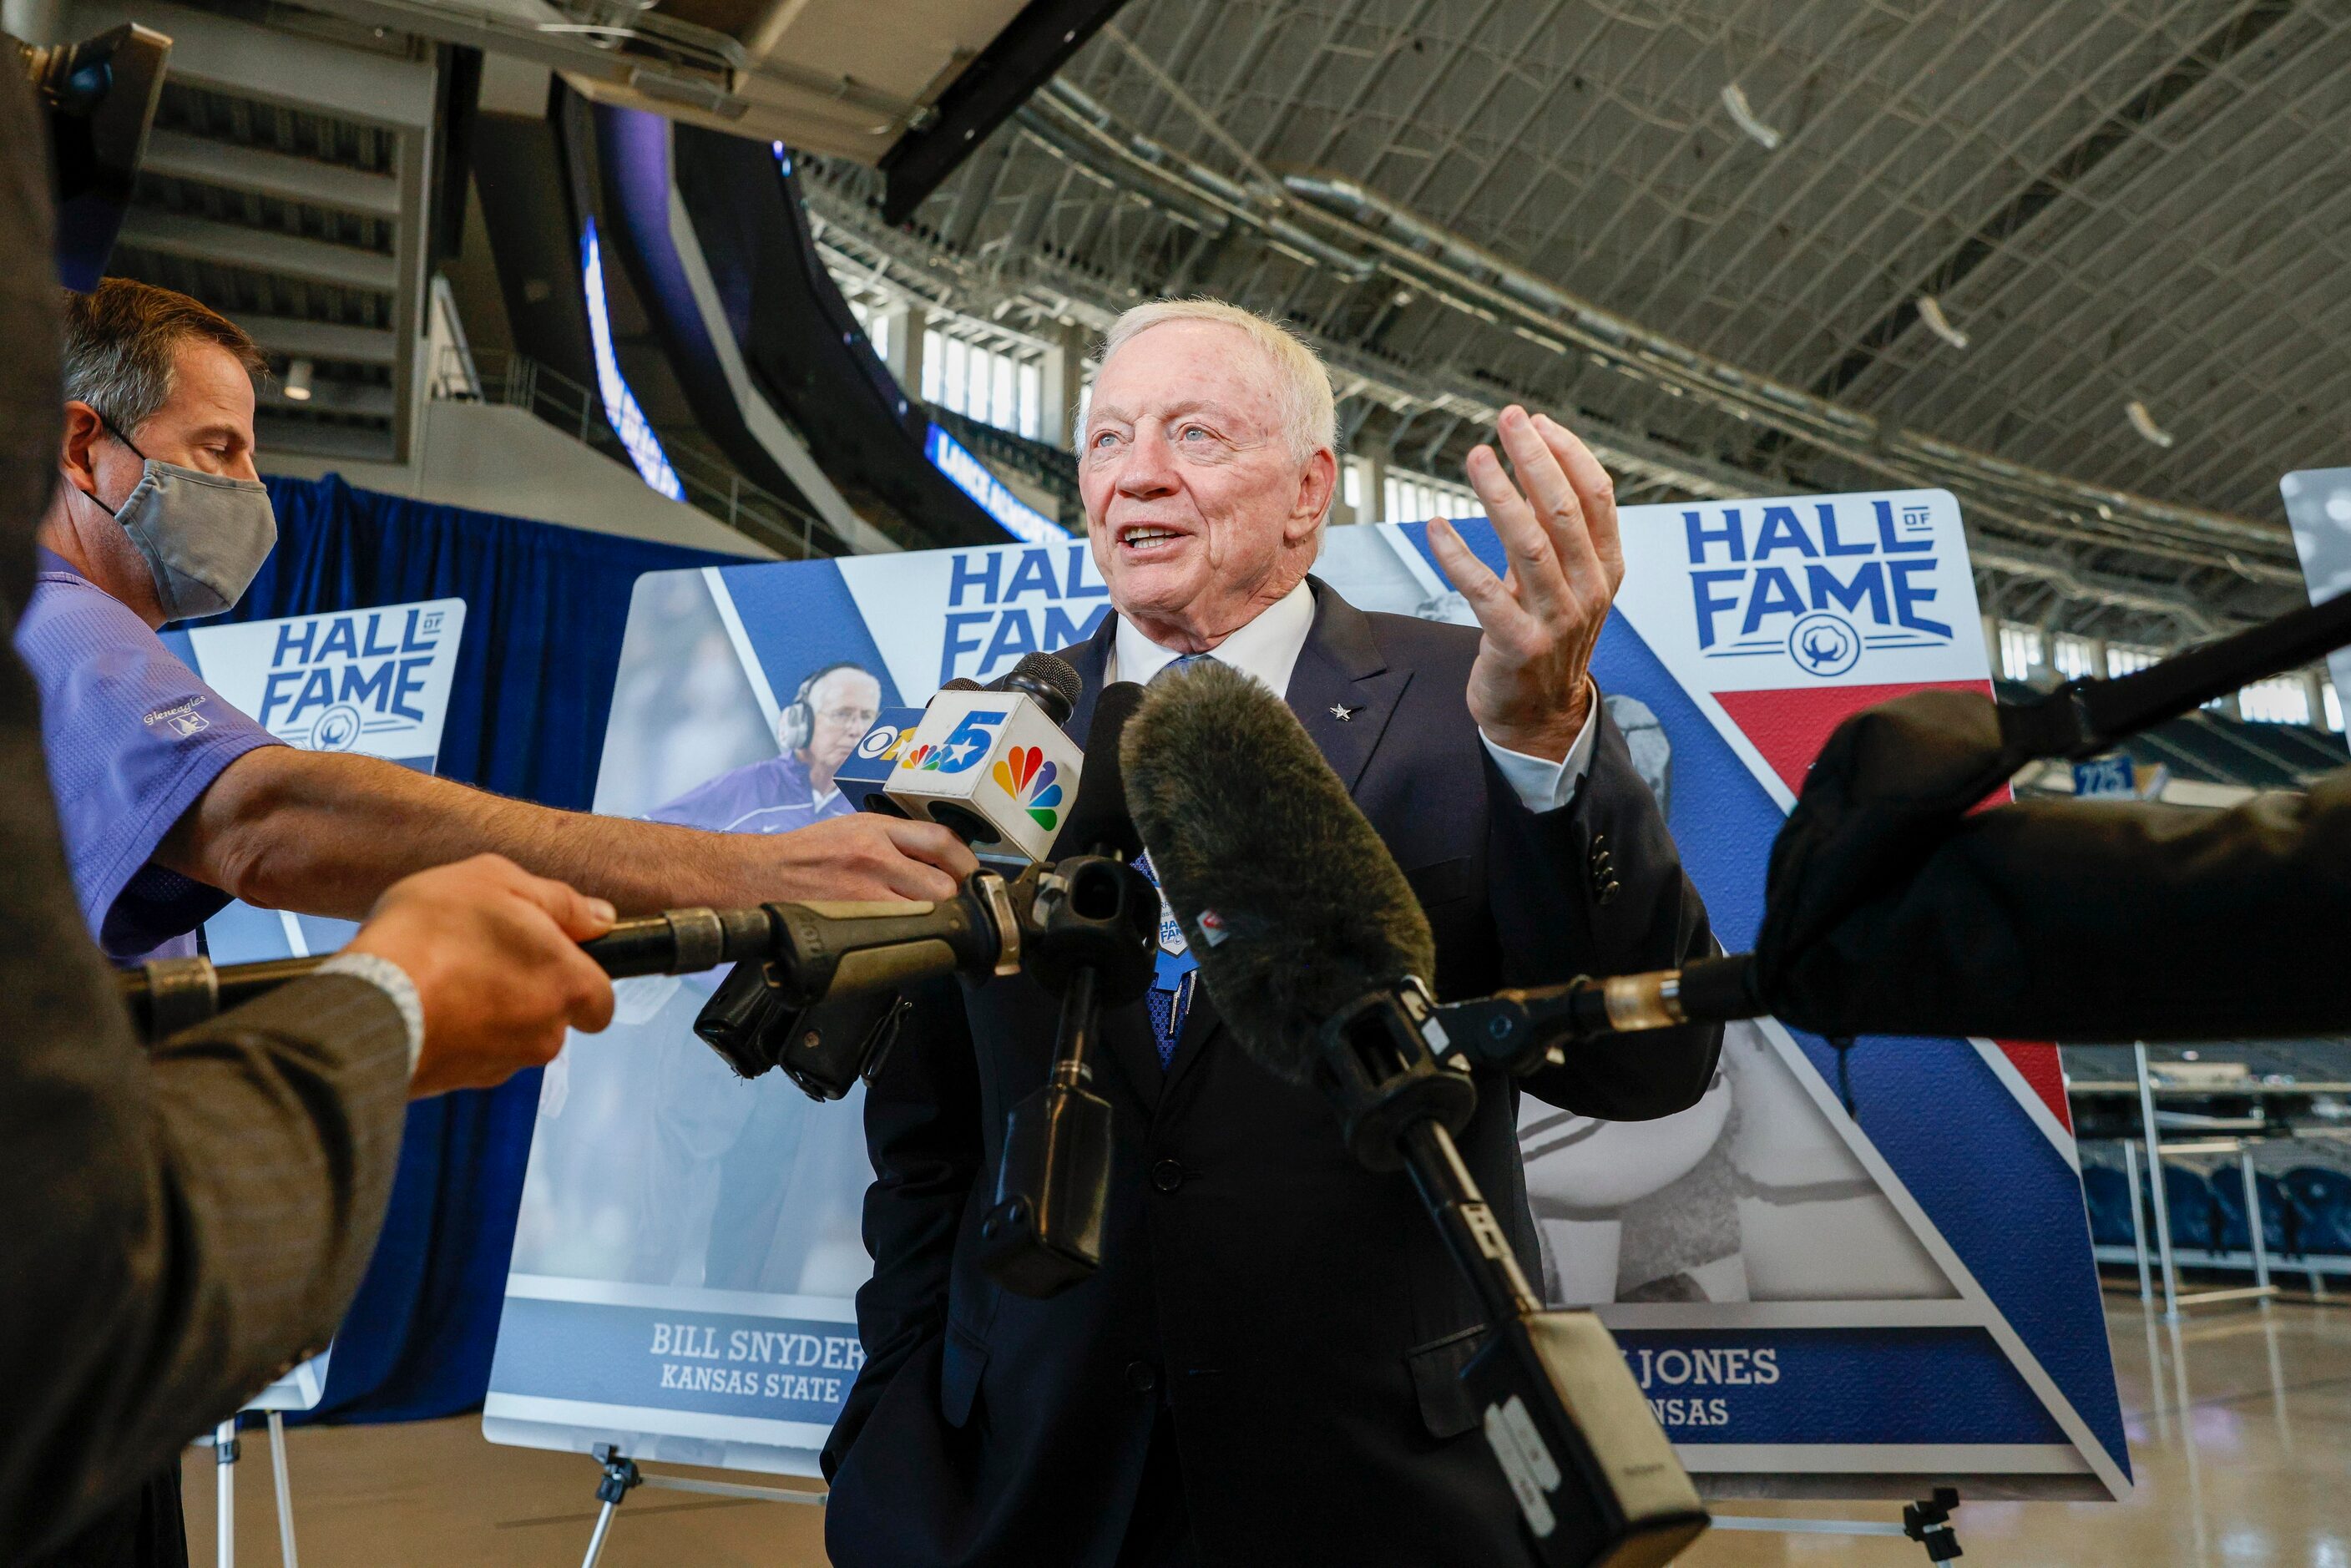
[83,419,276,622]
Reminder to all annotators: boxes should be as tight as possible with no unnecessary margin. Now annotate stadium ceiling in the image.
[800,0,2351,648]
[276,0,1128,210]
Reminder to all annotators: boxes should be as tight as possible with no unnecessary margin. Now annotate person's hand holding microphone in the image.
[341,853,619,1097]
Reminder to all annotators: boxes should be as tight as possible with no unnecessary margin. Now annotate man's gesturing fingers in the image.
[1496,407,1609,609]
[1533,412,1623,594]
[1425,513,1535,644]
[1463,439,1572,622]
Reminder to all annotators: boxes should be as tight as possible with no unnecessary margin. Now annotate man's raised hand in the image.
[1422,406,1624,761]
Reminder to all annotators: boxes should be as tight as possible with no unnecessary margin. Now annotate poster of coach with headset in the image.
[648,660,883,836]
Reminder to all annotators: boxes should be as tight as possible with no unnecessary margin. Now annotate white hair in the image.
[1093,298,1337,463]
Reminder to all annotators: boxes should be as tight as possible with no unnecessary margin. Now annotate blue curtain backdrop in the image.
[216,473,737,1422]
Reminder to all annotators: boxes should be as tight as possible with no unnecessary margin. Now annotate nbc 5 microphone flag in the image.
[882,685,1080,862]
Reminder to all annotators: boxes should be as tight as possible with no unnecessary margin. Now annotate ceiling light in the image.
[282,357,314,402]
[1719,83,1782,151]
[1915,296,1968,349]
[2125,399,2174,448]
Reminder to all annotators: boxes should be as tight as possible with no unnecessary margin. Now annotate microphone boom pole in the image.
[1322,986,1710,1566]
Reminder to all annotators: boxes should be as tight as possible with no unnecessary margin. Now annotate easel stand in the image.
[208,1412,301,1567]
[577,1444,826,1567]
[1712,1488,1962,1561]
[2132,1043,2280,1320]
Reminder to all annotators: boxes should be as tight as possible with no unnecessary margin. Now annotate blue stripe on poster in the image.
[1610,1328,2065,1445]
[714,558,908,710]
[491,1297,863,1426]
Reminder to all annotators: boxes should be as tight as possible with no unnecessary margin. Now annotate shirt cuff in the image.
[315,952,425,1079]
[1479,682,1601,815]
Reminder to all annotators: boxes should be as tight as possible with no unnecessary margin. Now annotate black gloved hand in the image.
[1750,690,2014,1004]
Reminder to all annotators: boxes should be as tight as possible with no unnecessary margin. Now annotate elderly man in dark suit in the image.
[822,299,1721,1567]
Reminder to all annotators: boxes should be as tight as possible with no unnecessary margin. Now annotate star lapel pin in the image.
[1330,703,1357,722]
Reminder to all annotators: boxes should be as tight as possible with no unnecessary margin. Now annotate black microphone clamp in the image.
[1425,954,1762,1078]
[695,870,1028,1095]
[977,852,1160,1299]
[1315,981,1478,1171]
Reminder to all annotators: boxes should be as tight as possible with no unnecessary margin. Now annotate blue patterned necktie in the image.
[1140,652,1211,1066]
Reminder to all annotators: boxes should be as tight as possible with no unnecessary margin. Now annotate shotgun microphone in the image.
[1123,660,1708,1568]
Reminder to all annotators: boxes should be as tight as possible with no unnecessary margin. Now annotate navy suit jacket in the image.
[823,580,1720,1567]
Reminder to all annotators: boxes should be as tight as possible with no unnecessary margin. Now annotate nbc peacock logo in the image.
[991,747,1064,830]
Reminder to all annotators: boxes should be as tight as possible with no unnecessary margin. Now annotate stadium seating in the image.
[2209,1167,2293,1254]
[2283,1167,2351,1256]
[2081,1165,2140,1248]
[2161,1162,2219,1251]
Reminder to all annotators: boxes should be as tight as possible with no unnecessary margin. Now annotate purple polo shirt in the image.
[648,751,848,836]
[14,549,283,962]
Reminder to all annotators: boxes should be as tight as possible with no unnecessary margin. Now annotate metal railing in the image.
[432,346,850,560]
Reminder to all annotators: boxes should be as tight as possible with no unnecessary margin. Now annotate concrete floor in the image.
[181,1292,2351,1566]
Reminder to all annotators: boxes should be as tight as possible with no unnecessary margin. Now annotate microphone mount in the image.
[976,852,1159,1298]
[1305,974,1709,1565]
[1423,954,1763,1077]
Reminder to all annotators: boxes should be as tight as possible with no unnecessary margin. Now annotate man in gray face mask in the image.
[22,280,978,976]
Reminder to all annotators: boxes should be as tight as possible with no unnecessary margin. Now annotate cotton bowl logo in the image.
[991,746,1064,830]
[310,702,366,751]
[1787,612,1861,677]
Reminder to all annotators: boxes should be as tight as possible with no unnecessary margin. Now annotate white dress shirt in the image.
[1107,579,1598,814]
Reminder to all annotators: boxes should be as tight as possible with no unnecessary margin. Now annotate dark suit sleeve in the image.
[823,976,983,1479]
[1489,701,1722,1120]
[0,661,411,1557]
[0,65,412,1557]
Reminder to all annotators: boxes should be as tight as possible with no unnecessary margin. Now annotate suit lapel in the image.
[1158,580,1411,1096]
[1280,581,1412,795]
[1058,612,1117,751]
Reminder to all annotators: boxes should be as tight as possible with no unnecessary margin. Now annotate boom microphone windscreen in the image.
[1122,660,1433,1085]
[1054,681,1146,861]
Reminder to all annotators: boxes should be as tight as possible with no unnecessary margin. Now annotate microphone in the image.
[124,904,787,1040]
[695,872,1032,1095]
[979,681,1160,1298]
[1121,664,1433,1095]
[122,892,1016,1098]
[1054,682,1150,859]
[873,653,1087,862]
[833,677,981,817]
[1124,660,1709,1568]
